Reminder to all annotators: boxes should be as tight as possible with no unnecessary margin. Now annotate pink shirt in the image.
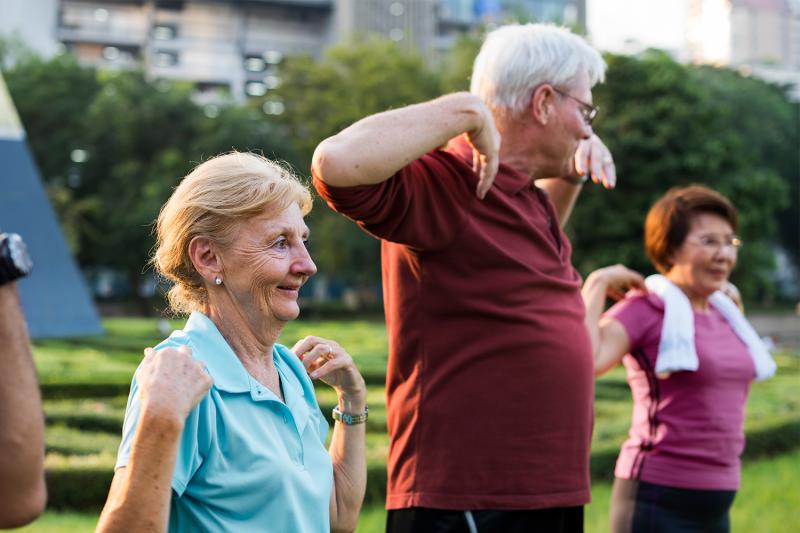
[606,292,756,490]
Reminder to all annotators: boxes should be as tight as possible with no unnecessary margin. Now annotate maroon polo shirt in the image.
[313,137,593,510]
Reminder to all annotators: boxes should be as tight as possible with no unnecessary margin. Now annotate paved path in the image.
[749,313,800,350]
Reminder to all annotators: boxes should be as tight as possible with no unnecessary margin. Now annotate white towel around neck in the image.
[644,274,776,380]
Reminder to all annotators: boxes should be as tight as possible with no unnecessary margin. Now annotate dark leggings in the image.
[632,481,736,533]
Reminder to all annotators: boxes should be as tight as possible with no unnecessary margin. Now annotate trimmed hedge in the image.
[46,467,110,511]
[41,383,131,400]
[45,418,800,510]
[46,413,123,434]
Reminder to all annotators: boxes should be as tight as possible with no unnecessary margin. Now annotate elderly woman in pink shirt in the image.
[582,185,774,533]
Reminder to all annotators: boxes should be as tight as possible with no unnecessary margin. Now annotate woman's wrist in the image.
[584,270,609,291]
[337,388,367,414]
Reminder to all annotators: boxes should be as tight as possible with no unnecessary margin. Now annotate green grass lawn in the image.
[28,317,800,528]
[13,450,800,532]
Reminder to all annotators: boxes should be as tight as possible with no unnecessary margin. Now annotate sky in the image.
[586,0,688,57]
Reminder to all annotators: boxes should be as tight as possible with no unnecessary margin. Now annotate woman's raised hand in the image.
[292,336,366,403]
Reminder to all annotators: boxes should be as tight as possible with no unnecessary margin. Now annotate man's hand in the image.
[137,346,212,426]
[465,101,501,200]
[572,134,616,189]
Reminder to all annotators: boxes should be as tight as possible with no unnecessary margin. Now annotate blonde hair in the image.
[153,152,312,314]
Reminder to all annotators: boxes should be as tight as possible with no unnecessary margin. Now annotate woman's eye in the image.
[274,238,288,250]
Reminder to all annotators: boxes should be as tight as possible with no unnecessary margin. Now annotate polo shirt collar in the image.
[181,311,258,394]
[181,313,312,434]
[447,136,533,196]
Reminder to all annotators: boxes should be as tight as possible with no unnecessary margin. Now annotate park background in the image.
[1,0,799,531]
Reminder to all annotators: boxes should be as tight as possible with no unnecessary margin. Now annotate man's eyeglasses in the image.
[553,88,599,125]
[686,235,743,253]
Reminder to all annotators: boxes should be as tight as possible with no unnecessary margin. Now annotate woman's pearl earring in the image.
[214,276,223,286]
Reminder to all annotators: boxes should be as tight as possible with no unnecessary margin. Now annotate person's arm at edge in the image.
[96,347,211,533]
[312,92,500,199]
[0,283,46,528]
[582,265,643,375]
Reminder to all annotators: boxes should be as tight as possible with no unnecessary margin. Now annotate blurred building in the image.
[588,0,800,99]
[2,0,586,101]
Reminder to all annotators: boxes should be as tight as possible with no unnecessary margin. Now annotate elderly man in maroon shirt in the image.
[312,23,616,533]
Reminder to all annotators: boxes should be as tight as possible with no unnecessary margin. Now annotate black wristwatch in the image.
[0,233,33,286]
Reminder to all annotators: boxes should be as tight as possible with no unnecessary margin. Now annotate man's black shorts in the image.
[386,505,584,533]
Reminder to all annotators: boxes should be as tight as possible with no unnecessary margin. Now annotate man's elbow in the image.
[312,138,352,188]
[0,479,47,528]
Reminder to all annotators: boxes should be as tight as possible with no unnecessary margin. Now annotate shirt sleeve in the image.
[114,339,209,498]
[312,149,476,251]
[604,291,663,350]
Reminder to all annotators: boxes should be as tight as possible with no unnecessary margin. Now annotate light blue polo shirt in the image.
[115,311,333,532]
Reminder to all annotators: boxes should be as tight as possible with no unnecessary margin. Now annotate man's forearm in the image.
[536,177,584,227]
[0,284,46,528]
[312,92,486,188]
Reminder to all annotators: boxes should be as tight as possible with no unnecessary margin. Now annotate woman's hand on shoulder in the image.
[292,336,367,404]
[586,264,646,301]
[137,346,213,428]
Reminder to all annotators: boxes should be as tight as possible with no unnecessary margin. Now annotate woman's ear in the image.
[188,236,222,285]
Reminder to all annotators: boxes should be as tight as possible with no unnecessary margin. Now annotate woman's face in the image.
[667,212,738,302]
[220,202,316,325]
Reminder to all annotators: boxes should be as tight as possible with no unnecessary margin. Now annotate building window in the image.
[263,50,283,65]
[245,81,267,97]
[154,50,179,67]
[94,8,109,23]
[263,75,281,90]
[103,46,121,61]
[244,56,267,72]
[262,97,285,116]
[152,24,178,41]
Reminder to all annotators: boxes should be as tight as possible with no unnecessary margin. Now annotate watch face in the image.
[8,233,33,275]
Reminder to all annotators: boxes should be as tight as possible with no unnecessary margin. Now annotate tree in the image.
[273,36,442,286]
[570,51,791,301]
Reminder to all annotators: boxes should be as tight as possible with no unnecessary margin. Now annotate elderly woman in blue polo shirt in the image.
[97,152,367,532]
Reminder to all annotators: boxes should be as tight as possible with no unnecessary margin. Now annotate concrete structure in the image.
[0,0,61,61]
[3,0,587,101]
[0,72,103,338]
[588,0,799,99]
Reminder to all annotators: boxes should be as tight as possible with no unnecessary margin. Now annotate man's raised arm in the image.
[312,92,500,199]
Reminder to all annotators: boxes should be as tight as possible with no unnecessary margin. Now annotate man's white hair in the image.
[470,23,607,120]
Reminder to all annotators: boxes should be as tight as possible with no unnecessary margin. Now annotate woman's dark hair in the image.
[644,185,738,273]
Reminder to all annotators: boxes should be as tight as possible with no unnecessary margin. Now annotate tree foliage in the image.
[2,41,797,303]
[272,37,442,285]
[570,51,795,300]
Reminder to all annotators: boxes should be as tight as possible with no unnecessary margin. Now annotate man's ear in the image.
[530,84,555,125]
[188,236,222,285]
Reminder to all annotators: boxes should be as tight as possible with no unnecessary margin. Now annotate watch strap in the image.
[332,405,368,425]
